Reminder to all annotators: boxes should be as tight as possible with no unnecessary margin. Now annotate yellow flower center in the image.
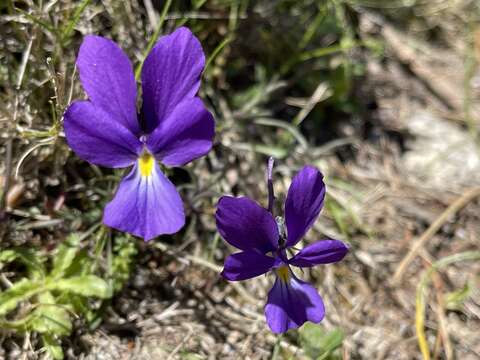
[276,266,290,283]
[138,152,154,177]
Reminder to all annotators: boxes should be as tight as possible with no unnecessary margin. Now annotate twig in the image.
[152,301,179,322]
[16,38,33,90]
[166,325,193,360]
[1,36,33,219]
[362,11,461,111]
[66,65,77,106]
[0,274,13,288]
[143,0,158,28]
[292,82,330,126]
[415,251,480,360]
[0,118,14,218]
[254,118,309,149]
[154,242,221,272]
[16,219,63,231]
[153,242,260,304]
[432,273,453,360]
[165,12,248,20]
[15,140,54,179]
[392,187,480,284]
[265,334,303,357]
[20,332,30,360]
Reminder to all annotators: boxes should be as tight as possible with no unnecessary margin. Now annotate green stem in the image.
[134,0,172,81]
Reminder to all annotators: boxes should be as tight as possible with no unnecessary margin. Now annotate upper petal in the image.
[265,274,325,333]
[103,160,185,240]
[288,240,349,268]
[216,196,279,253]
[77,35,140,135]
[221,251,278,281]
[146,97,214,166]
[63,101,142,168]
[141,27,205,133]
[285,166,326,247]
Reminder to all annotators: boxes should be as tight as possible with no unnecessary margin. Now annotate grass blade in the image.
[416,251,480,360]
[61,0,91,45]
[135,0,172,80]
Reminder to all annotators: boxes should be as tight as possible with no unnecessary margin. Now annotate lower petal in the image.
[103,161,184,240]
[265,271,325,333]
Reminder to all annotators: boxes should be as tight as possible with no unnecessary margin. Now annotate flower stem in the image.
[267,157,275,214]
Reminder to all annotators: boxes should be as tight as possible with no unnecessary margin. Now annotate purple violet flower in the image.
[216,161,349,333]
[63,27,215,241]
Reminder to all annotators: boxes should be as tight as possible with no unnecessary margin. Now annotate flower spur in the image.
[216,159,348,333]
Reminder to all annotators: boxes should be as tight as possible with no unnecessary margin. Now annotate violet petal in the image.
[146,97,214,166]
[289,240,349,268]
[216,196,279,253]
[141,27,205,133]
[63,101,142,168]
[103,160,185,240]
[221,251,278,281]
[76,35,140,135]
[265,274,325,333]
[285,166,326,247]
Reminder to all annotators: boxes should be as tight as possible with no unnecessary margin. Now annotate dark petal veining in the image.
[103,161,184,241]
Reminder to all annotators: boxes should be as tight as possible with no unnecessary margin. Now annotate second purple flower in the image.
[217,161,349,333]
[64,27,215,241]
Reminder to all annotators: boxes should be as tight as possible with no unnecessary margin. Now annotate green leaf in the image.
[0,249,18,266]
[416,251,480,360]
[51,234,81,279]
[15,8,57,34]
[0,247,45,278]
[110,235,137,292]
[0,292,72,336]
[229,142,288,158]
[445,284,471,311]
[299,323,344,360]
[68,295,93,323]
[30,292,72,336]
[51,276,111,298]
[41,333,64,360]
[325,198,349,237]
[0,279,46,316]
[61,0,91,45]
[62,249,92,278]
[205,36,233,72]
[254,117,309,149]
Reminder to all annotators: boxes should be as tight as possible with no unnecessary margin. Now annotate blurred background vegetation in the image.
[1,0,480,359]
